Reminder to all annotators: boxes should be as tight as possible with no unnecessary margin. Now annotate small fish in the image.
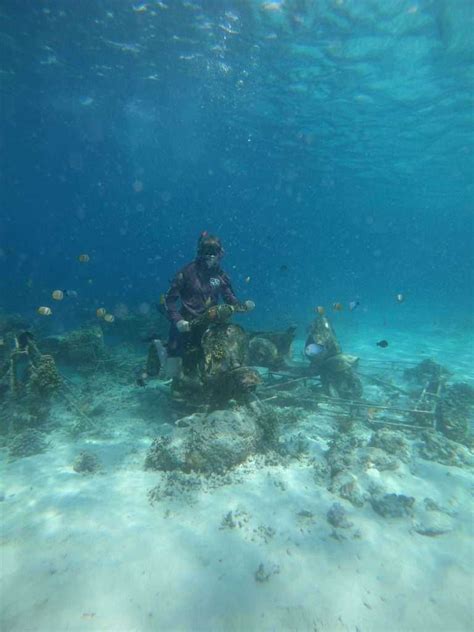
[376,339,389,348]
[305,343,325,357]
[96,308,106,318]
[367,406,379,419]
[349,300,360,312]
[244,276,251,284]
[52,290,64,301]
[396,293,404,303]
[332,302,343,312]
[78,254,90,263]
[103,313,115,323]
[63,289,78,299]
[315,306,325,315]
[37,306,52,316]
[159,293,166,305]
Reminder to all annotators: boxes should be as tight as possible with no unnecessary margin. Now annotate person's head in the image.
[197,232,224,269]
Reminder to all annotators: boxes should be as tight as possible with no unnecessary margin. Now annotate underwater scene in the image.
[1,1,473,630]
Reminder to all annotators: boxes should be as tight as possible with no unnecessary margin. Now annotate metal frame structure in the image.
[259,358,444,431]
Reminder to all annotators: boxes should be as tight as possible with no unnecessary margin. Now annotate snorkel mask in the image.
[197,232,224,269]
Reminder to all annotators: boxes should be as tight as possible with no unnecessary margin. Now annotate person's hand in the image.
[243,300,255,312]
[176,319,191,333]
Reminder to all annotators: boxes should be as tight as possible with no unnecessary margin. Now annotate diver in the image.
[140,232,255,389]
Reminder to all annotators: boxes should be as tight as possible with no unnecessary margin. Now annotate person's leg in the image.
[166,324,185,379]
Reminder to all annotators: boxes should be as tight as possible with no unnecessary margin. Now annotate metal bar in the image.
[260,376,313,391]
[319,394,434,415]
[369,419,434,430]
[357,372,411,395]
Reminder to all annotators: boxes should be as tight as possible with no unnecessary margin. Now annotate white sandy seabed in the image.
[1,326,473,632]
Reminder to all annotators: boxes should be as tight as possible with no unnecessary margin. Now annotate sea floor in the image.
[1,325,473,632]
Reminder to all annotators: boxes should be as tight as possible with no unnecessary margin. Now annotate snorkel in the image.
[197,231,224,269]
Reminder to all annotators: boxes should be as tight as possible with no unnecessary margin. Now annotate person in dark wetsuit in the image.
[163,232,255,367]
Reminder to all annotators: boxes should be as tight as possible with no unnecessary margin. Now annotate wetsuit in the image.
[164,259,239,357]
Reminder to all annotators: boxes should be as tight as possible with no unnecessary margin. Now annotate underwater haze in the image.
[1,1,474,632]
[1,0,473,327]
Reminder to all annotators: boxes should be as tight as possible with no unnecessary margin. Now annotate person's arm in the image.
[220,272,240,306]
[164,272,185,324]
[220,273,255,312]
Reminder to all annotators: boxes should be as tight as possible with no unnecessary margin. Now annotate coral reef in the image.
[437,382,474,446]
[66,326,105,364]
[324,431,414,506]
[43,326,105,365]
[29,355,61,397]
[73,451,101,473]
[8,429,48,459]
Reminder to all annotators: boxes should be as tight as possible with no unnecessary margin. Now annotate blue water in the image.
[1,4,474,631]
[1,0,473,333]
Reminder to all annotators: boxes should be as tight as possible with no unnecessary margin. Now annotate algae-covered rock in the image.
[145,435,187,472]
[42,327,104,365]
[145,408,263,474]
[73,451,101,474]
[371,493,415,518]
[360,447,400,471]
[418,431,473,468]
[254,562,279,583]
[413,512,454,537]
[248,336,279,367]
[369,429,412,463]
[8,429,48,459]
[327,502,353,528]
[148,471,203,503]
[330,471,366,507]
[325,434,366,477]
